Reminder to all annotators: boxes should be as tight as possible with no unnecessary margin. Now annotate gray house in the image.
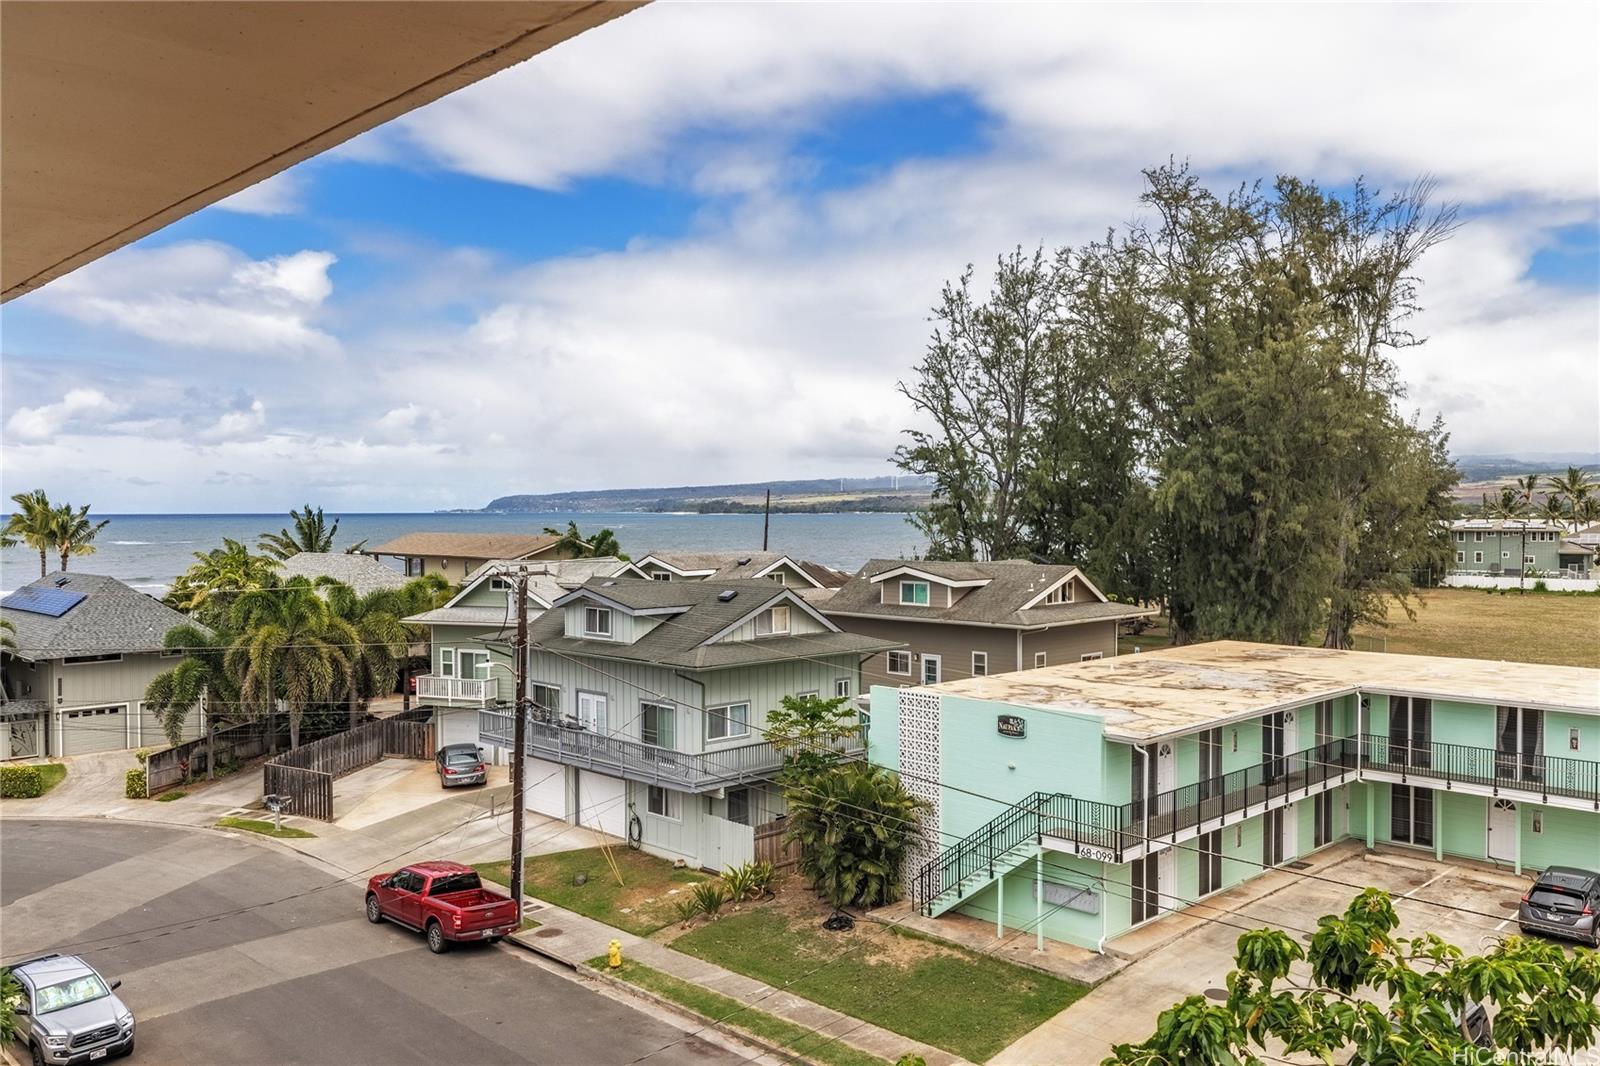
[1448,518,1590,576]
[1,573,204,759]
[475,577,898,871]
[630,550,850,589]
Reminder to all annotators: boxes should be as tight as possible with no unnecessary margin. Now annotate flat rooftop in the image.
[927,641,1600,742]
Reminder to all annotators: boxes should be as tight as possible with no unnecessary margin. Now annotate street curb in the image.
[504,927,579,969]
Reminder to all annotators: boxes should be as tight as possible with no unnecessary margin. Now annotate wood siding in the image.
[837,616,1120,689]
[1019,622,1118,668]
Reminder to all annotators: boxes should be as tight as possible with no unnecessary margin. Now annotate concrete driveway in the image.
[992,845,1539,1066]
[1,819,755,1066]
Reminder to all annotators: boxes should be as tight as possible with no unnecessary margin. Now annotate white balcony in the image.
[416,675,495,706]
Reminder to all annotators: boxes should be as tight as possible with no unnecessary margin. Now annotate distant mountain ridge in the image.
[472,476,936,514]
[1454,453,1599,481]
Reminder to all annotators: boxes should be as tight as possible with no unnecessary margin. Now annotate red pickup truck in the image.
[365,861,520,954]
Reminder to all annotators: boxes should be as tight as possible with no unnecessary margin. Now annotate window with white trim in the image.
[531,683,561,718]
[886,650,911,675]
[489,577,511,591]
[583,606,613,638]
[1501,550,1511,560]
[646,785,680,819]
[1524,555,1536,564]
[651,572,672,581]
[1080,652,1103,661]
[640,702,675,749]
[754,606,791,637]
[1456,551,1464,563]
[706,702,750,741]
[440,648,455,676]
[64,653,121,665]
[834,678,851,698]
[1043,583,1073,605]
[1474,552,1483,563]
[1474,531,1483,542]
[1034,652,1047,668]
[900,580,930,606]
[971,651,988,676]
[768,572,786,584]
[1455,531,1465,542]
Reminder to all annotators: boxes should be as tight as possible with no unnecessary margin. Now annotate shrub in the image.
[896,1055,927,1066]
[1533,579,1549,593]
[746,860,776,899]
[690,880,729,917]
[124,767,147,799]
[785,761,929,908]
[673,896,704,926]
[134,748,152,765]
[0,764,44,799]
[722,863,757,904]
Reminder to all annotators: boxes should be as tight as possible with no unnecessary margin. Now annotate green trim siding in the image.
[1520,805,1600,871]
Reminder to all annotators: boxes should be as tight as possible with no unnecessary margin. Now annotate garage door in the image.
[576,771,627,840]
[525,757,568,820]
[61,705,128,755]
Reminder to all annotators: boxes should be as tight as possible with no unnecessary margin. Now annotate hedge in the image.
[0,764,45,799]
[124,767,147,799]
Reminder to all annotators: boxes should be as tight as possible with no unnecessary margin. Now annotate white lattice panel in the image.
[898,689,943,887]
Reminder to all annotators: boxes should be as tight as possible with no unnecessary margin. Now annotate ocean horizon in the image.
[0,510,929,596]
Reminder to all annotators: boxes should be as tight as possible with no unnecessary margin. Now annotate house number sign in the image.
[997,714,1026,738]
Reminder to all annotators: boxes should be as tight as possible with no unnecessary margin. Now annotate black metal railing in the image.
[1360,734,1599,807]
[479,708,864,792]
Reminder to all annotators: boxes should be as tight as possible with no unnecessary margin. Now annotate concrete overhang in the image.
[1,0,643,302]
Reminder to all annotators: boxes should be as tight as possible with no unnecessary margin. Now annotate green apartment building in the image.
[869,641,1599,952]
[1448,518,1593,576]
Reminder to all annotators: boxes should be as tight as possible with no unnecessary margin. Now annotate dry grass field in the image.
[1354,587,1600,668]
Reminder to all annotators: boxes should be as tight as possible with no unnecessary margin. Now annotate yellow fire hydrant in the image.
[607,938,623,969]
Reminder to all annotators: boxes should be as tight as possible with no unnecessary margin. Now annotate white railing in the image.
[416,675,494,703]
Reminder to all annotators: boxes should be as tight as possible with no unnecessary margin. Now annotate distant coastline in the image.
[466,475,936,515]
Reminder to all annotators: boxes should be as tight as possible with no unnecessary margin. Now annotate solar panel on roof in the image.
[1,587,87,617]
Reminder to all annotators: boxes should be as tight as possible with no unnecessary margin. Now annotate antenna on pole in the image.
[762,489,771,552]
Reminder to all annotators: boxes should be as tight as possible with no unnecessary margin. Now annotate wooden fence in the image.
[754,818,802,872]
[261,718,434,822]
[146,719,289,795]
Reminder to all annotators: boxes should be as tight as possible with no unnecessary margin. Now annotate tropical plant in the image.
[543,521,627,560]
[1104,888,1600,1066]
[1,966,21,1042]
[721,863,758,904]
[165,539,281,619]
[0,618,15,700]
[1573,493,1600,528]
[1546,465,1594,528]
[144,621,238,764]
[765,693,861,778]
[51,502,109,572]
[318,580,414,727]
[226,578,354,748]
[258,504,363,559]
[746,860,776,899]
[783,762,927,909]
[673,896,704,926]
[689,879,730,917]
[6,489,60,578]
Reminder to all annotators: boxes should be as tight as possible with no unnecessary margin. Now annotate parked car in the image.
[1518,866,1600,948]
[435,743,487,788]
[365,861,520,953]
[8,953,134,1065]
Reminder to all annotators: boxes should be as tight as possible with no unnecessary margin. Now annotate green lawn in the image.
[671,908,1085,1062]
[590,958,886,1066]
[35,762,67,794]
[474,846,706,937]
[216,816,316,839]
[155,789,188,802]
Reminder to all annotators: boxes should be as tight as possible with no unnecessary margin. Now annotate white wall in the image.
[1442,574,1598,592]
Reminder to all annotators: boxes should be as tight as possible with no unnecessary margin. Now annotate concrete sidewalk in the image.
[507,897,972,1066]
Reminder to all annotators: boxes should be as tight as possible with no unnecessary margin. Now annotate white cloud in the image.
[28,242,340,355]
[6,388,123,441]
[200,399,267,442]
[214,170,307,216]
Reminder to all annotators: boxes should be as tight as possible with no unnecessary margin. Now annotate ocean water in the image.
[0,511,928,595]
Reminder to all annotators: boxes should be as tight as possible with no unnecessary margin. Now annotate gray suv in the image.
[1518,866,1600,948]
[8,954,134,1065]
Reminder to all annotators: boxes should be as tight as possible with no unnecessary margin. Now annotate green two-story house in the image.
[869,641,1598,952]
[476,577,899,871]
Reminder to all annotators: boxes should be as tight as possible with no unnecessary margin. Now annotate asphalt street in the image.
[0,819,751,1066]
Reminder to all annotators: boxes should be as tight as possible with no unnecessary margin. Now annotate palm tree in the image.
[543,521,627,560]
[166,539,281,619]
[1538,494,1570,528]
[1545,466,1594,530]
[7,489,60,578]
[319,581,412,728]
[1574,494,1600,529]
[144,621,237,768]
[258,504,362,560]
[0,618,16,702]
[226,579,352,749]
[52,503,110,571]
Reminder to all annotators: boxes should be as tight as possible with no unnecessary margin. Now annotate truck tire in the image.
[366,895,383,923]
[30,1041,46,1066]
[427,920,450,954]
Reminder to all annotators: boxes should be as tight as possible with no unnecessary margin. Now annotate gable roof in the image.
[1,571,202,660]
[527,578,899,670]
[632,550,840,587]
[405,557,637,627]
[365,531,560,560]
[823,559,1154,629]
[277,552,411,597]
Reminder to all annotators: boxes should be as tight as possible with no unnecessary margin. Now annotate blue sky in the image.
[2,2,1596,512]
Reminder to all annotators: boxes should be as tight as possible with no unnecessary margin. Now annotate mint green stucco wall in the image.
[1431,700,1496,749]
[959,850,1110,950]
[1439,792,1487,860]
[1548,711,1598,761]
[1223,815,1264,888]
[1521,805,1600,870]
[1224,718,1262,774]
[867,685,902,772]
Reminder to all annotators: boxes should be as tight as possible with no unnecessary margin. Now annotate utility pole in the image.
[762,489,771,551]
[509,566,529,912]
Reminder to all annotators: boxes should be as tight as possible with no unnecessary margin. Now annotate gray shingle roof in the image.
[366,531,560,559]
[457,557,634,601]
[530,578,899,670]
[405,605,523,628]
[1,572,204,660]
[277,552,411,597]
[635,551,844,586]
[821,559,1153,628]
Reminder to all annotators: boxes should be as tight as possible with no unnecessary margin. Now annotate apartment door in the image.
[1263,711,1287,782]
[1495,707,1543,784]
[1263,808,1285,867]
[577,691,609,733]
[1157,846,1176,910]
[1129,853,1161,924]
[1388,696,1432,768]
[1487,798,1518,863]
[1313,790,1335,848]
[921,654,942,685]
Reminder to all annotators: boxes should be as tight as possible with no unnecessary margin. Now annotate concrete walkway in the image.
[508,897,972,1066]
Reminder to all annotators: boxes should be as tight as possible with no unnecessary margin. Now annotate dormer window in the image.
[768,572,785,584]
[651,572,672,581]
[755,605,791,636]
[900,581,930,606]
[583,606,613,638]
[489,577,511,591]
[1043,582,1073,605]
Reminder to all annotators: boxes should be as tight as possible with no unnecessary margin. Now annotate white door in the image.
[525,757,567,819]
[577,771,626,839]
[1283,710,1300,758]
[1487,799,1518,863]
[921,654,942,685]
[1156,743,1175,795]
[1282,800,1299,860]
[1157,846,1175,912]
[577,691,608,733]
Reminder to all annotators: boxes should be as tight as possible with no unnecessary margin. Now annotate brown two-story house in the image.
[816,559,1153,691]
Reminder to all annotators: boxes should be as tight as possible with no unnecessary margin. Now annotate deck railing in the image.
[1360,733,1599,807]
[478,708,863,792]
[416,675,494,703]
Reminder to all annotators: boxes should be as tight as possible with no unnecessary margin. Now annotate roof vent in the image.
[53,576,70,587]
[736,557,752,567]
[717,590,738,602]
